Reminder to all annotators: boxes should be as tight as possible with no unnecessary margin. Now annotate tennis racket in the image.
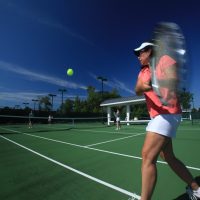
[150,22,187,106]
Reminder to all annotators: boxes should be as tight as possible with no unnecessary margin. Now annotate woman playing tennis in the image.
[134,41,200,200]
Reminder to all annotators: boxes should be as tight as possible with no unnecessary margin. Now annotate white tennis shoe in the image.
[186,186,200,200]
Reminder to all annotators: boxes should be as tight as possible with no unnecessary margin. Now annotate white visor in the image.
[134,42,155,52]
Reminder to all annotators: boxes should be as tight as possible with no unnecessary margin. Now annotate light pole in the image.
[32,99,39,112]
[97,76,107,124]
[58,89,67,107]
[191,96,194,109]
[48,94,57,111]
[23,102,29,109]
[97,76,107,100]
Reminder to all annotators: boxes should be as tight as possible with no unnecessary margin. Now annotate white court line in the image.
[86,133,145,147]
[0,127,143,160]
[40,125,143,135]
[0,135,141,199]
[1,127,200,171]
[77,129,142,135]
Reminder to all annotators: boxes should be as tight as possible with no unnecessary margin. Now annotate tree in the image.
[85,86,122,114]
[132,104,148,119]
[87,86,101,113]
[38,96,51,111]
[80,100,88,113]
[179,89,193,110]
[103,88,121,100]
[63,99,74,114]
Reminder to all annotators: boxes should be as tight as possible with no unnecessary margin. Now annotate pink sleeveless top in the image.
[138,55,181,118]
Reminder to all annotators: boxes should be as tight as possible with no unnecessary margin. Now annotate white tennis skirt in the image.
[146,114,181,138]
[116,117,120,122]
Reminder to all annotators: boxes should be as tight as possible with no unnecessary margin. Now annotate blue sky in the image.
[0,0,200,110]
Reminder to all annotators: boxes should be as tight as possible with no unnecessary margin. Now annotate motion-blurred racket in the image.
[150,22,187,106]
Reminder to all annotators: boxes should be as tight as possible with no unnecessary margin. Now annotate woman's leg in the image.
[141,132,170,200]
[160,140,199,190]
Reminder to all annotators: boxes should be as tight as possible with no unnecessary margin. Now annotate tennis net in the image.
[0,114,107,129]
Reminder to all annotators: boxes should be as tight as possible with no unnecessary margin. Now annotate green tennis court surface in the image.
[0,122,199,200]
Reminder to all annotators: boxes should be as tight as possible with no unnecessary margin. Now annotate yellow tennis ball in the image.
[67,68,74,76]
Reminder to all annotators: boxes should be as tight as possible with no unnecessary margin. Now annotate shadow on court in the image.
[0,127,72,135]
[32,127,73,133]
[173,176,200,200]
[0,132,19,135]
